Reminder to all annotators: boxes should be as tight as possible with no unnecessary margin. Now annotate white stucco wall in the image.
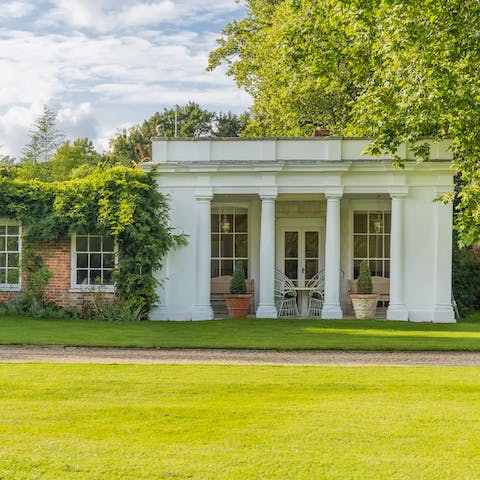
[144,138,455,322]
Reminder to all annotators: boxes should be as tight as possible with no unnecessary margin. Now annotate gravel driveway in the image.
[1,345,480,366]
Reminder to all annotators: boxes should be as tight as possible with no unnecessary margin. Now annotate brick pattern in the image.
[0,238,114,309]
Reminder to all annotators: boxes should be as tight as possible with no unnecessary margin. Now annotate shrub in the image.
[230,261,247,294]
[357,260,373,294]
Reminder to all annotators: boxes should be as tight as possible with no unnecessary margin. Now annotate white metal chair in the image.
[274,270,299,317]
[306,270,325,317]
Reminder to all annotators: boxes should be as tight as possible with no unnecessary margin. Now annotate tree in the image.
[22,106,65,163]
[109,102,249,163]
[209,0,480,245]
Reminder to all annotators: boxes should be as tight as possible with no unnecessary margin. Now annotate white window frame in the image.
[352,210,391,278]
[211,205,249,278]
[70,233,117,292]
[0,219,22,292]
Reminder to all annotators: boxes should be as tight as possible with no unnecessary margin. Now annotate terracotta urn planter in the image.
[350,294,379,319]
[225,294,253,318]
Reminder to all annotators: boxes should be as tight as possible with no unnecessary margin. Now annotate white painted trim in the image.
[0,220,22,292]
[70,233,117,292]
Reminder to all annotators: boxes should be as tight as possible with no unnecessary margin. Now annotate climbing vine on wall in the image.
[0,165,184,318]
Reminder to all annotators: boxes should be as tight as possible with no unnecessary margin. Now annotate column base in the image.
[321,304,343,319]
[432,304,456,323]
[256,304,278,318]
[191,305,214,321]
[149,305,169,321]
[386,304,409,321]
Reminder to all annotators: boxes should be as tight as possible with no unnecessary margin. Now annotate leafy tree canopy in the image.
[209,0,480,245]
[108,102,250,163]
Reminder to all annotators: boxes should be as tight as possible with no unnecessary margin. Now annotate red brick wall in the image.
[0,238,114,309]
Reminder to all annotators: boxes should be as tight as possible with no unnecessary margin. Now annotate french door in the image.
[278,227,322,287]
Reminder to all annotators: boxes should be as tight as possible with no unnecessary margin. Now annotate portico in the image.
[144,137,455,323]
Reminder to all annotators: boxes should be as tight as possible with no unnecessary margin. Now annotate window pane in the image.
[353,260,361,279]
[7,268,19,284]
[369,212,383,234]
[284,232,298,258]
[90,270,102,284]
[90,237,101,252]
[284,260,298,280]
[354,235,367,258]
[221,234,233,257]
[384,260,390,278]
[211,234,220,257]
[238,259,248,278]
[384,236,391,258]
[384,213,391,234]
[354,213,367,233]
[211,260,220,278]
[0,254,6,268]
[77,253,88,268]
[7,226,19,235]
[235,234,248,257]
[305,232,318,258]
[221,260,233,276]
[103,254,114,269]
[369,235,382,258]
[77,270,88,285]
[7,237,18,251]
[90,254,101,269]
[235,214,248,233]
[211,214,220,233]
[371,259,383,277]
[103,237,114,252]
[305,259,318,280]
[8,253,19,268]
[76,236,88,251]
[103,270,113,285]
[0,238,5,251]
[0,269,5,283]
[0,226,5,235]
[220,214,233,233]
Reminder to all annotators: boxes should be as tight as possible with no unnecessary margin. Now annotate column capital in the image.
[195,189,213,201]
[324,188,344,200]
[259,188,278,201]
[389,189,408,199]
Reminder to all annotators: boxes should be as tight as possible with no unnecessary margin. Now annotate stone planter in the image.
[350,294,379,319]
[225,294,253,318]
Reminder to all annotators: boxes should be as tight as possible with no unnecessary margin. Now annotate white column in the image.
[432,193,455,322]
[387,194,409,320]
[191,193,214,320]
[322,194,343,319]
[256,194,278,318]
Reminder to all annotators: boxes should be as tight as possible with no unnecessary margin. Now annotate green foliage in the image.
[0,166,184,318]
[357,260,373,294]
[452,242,480,316]
[230,261,247,294]
[210,0,480,244]
[109,103,250,163]
[22,105,65,163]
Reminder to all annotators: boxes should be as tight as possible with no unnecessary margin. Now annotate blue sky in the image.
[0,0,251,158]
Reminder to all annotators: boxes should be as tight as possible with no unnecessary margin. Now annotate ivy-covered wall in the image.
[0,165,184,318]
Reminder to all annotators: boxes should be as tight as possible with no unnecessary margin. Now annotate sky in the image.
[0,0,251,159]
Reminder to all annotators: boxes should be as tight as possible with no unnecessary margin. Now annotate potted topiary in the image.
[225,261,253,318]
[350,260,379,319]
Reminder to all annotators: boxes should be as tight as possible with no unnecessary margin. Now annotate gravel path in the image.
[1,345,480,366]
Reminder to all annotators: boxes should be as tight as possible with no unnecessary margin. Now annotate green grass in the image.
[1,363,479,479]
[1,314,480,350]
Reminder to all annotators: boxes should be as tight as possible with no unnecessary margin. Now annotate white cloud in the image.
[40,0,244,31]
[0,2,251,158]
[0,1,35,20]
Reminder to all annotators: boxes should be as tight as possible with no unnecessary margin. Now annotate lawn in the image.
[0,363,479,479]
[1,315,480,350]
